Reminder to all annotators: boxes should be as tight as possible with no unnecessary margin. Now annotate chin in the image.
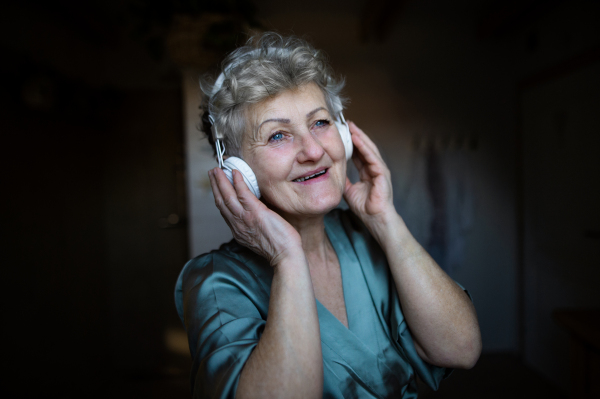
[300,190,343,216]
[265,190,343,219]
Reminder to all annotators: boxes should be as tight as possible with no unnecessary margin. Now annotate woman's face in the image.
[242,83,347,220]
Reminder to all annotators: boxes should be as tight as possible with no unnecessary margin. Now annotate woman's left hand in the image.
[343,122,397,228]
[344,122,482,369]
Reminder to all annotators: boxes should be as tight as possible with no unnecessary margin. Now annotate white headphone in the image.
[209,52,353,199]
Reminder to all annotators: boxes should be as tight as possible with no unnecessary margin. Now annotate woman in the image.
[175,33,481,398]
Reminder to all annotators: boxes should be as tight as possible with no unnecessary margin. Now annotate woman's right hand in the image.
[209,167,302,266]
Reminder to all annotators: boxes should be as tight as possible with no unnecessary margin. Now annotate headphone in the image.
[208,51,353,199]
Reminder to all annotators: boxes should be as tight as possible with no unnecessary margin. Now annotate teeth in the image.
[294,169,326,182]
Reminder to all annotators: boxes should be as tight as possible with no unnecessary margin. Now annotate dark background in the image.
[2,0,599,398]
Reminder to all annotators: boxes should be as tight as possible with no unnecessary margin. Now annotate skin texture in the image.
[208,83,481,399]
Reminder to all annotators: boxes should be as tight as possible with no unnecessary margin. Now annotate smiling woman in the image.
[174,32,481,399]
[244,84,347,221]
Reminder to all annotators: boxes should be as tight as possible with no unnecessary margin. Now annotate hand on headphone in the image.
[209,167,302,265]
[343,122,397,232]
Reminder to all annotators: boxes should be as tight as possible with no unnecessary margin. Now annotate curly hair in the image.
[200,32,346,158]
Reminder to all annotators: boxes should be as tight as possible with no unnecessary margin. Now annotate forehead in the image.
[249,83,329,124]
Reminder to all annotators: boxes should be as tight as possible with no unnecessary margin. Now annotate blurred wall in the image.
[514,1,600,390]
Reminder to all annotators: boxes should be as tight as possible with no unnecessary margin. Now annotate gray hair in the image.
[200,32,346,158]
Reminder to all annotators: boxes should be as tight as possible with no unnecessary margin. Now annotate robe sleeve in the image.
[175,251,268,399]
[390,303,452,390]
[390,283,473,391]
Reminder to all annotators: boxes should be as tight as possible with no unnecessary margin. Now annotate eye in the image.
[315,119,331,128]
[269,132,284,142]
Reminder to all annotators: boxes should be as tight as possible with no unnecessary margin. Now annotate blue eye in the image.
[269,132,284,142]
[315,119,330,128]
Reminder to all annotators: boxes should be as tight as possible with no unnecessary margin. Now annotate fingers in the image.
[349,122,382,165]
[348,122,389,176]
[349,121,382,158]
[231,168,260,212]
[209,168,245,217]
[208,169,225,208]
[210,167,262,216]
[352,137,387,178]
[343,176,353,194]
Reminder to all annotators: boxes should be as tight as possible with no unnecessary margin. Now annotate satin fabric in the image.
[175,209,452,398]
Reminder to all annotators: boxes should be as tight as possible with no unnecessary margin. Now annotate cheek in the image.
[325,129,346,161]
[250,148,294,189]
[328,135,347,189]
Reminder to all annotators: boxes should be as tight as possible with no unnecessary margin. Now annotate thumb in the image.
[344,176,353,195]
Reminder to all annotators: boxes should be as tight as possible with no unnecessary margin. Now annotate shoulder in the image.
[174,240,273,323]
[179,240,265,285]
[174,242,273,397]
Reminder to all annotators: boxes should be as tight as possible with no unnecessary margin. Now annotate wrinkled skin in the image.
[208,83,394,261]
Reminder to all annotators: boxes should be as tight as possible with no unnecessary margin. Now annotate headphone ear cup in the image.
[335,119,353,160]
[222,157,261,198]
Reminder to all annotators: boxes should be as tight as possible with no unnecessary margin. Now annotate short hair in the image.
[200,32,346,158]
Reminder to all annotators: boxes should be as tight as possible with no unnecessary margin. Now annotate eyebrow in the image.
[256,107,329,134]
[258,118,290,130]
[306,107,327,118]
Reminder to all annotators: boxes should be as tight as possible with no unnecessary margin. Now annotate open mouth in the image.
[293,169,327,182]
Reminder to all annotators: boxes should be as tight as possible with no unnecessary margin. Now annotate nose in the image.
[296,132,325,163]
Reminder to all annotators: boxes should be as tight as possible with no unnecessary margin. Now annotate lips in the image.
[293,168,328,182]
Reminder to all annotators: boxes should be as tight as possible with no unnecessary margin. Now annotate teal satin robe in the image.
[175,209,453,398]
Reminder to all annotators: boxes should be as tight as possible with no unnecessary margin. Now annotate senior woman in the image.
[175,33,481,399]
